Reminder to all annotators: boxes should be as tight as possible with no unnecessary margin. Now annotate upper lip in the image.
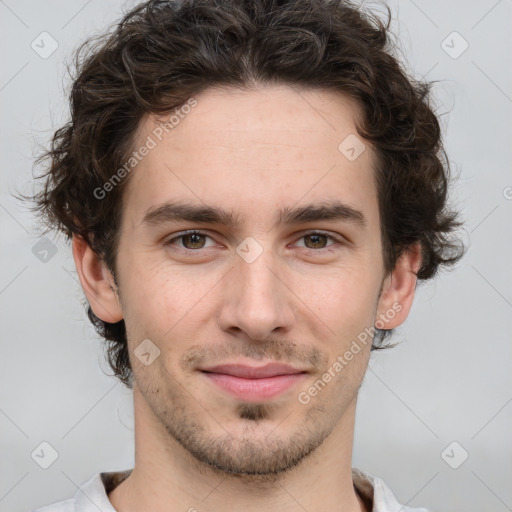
[200,363,307,379]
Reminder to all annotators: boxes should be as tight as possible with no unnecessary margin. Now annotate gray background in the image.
[1,1,511,511]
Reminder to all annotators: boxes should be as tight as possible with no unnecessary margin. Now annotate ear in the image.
[375,242,422,329]
[72,235,123,323]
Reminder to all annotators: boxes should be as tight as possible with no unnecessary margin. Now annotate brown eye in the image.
[303,233,329,249]
[295,231,340,251]
[166,231,215,251]
[181,233,206,249]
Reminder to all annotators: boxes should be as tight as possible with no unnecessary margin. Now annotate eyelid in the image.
[165,229,345,252]
[292,230,343,249]
[165,230,218,249]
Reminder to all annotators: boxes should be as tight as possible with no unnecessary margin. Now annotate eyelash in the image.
[164,230,343,254]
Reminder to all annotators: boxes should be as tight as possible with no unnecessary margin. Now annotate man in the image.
[29,0,464,510]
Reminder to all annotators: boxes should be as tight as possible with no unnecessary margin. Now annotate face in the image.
[90,85,404,477]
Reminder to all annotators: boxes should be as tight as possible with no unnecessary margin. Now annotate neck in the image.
[108,387,367,512]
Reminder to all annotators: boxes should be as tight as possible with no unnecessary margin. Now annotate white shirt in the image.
[31,467,432,512]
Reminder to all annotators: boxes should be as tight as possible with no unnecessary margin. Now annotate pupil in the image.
[185,233,204,249]
[182,234,327,250]
[307,234,326,248]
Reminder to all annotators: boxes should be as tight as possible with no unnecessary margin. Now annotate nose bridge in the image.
[238,244,279,302]
[217,238,293,338]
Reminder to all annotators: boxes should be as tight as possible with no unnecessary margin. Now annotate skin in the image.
[73,85,421,512]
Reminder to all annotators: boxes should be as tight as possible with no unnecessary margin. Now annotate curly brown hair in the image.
[27,0,465,388]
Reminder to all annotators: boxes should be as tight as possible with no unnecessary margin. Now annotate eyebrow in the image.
[142,200,367,229]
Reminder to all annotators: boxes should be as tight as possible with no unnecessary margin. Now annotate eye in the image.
[164,229,344,255]
[165,230,216,251]
[294,231,341,251]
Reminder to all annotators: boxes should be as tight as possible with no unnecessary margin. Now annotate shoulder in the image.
[28,470,131,512]
[352,467,433,512]
[30,498,74,512]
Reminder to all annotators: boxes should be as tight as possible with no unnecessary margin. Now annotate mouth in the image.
[199,363,308,402]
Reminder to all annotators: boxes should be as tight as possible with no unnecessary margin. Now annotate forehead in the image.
[122,85,378,230]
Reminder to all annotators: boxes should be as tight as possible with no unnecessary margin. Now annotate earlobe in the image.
[72,235,124,323]
[376,242,422,330]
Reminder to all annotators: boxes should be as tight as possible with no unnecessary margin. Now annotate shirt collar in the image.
[351,467,431,512]
[73,467,429,512]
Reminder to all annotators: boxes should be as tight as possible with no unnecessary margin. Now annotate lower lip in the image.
[201,372,307,401]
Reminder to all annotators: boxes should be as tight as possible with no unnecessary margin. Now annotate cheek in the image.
[119,259,221,341]
[294,265,380,331]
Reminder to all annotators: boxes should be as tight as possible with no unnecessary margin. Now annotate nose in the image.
[216,245,295,341]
